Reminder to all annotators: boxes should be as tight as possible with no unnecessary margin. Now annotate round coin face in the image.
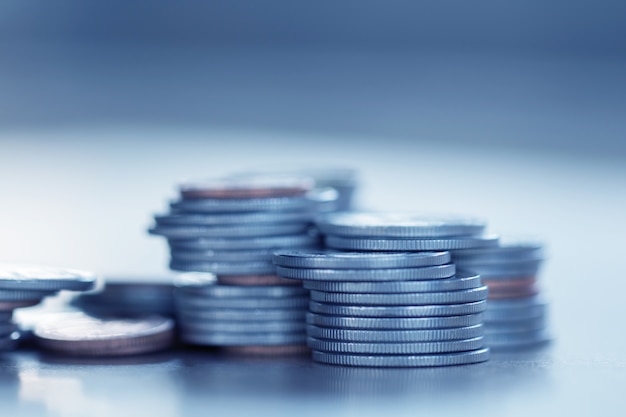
[216,275,299,286]
[179,175,314,199]
[34,313,175,356]
[0,265,97,292]
[316,212,486,238]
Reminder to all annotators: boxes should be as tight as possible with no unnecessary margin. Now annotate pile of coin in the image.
[149,174,348,352]
[452,241,550,349]
[72,280,175,318]
[0,265,97,351]
[273,248,491,367]
[174,272,309,352]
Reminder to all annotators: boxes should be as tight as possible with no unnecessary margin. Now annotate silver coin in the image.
[307,324,484,342]
[180,331,307,346]
[176,282,307,298]
[454,263,540,279]
[171,196,313,213]
[34,313,175,356]
[169,234,321,251]
[451,241,544,262]
[325,234,499,251]
[176,293,309,309]
[155,211,315,226]
[170,260,276,276]
[306,312,485,330]
[272,250,451,269]
[316,212,486,238]
[484,298,548,322]
[307,336,485,354]
[303,271,481,293]
[0,264,97,291]
[309,286,488,306]
[170,248,281,263]
[177,307,306,322]
[181,320,306,333]
[0,288,57,302]
[276,264,456,281]
[309,300,487,317]
[150,223,311,239]
[454,257,543,269]
[311,348,490,367]
[485,328,551,348]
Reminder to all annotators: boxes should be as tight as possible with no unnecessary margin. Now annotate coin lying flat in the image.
[316,212,486,238]
[216,275,298,286]
[169,234,321,251]
[306,324,484,342]
[272,250,451,269]
[150,223,311,239]
[309,300,487,317]
[309,286,488,306]
[325,234,499,251]
[0,265,97,291]
[179,175,314,199]
[311,348,490,367]
[303,272,482,293]
[34,313,175,356]
[305,312,485,330]
[221,344,309,356]
[307,336,485,354]
[276,264,456,281]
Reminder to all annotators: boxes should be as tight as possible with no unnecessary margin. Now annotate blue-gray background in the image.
[1,2,626,417]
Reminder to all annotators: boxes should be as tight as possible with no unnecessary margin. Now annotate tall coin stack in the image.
[452,242,550,349]
[272,212,500,367]
[149,175,332,352]
[0,265,97,350]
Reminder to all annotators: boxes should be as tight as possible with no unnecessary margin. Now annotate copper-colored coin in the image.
[180,175,314,199]
[216,275,299,286]
[221,344,310,356]
[0,299,41,312]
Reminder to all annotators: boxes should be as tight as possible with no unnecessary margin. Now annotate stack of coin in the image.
[174,272,309,352]
[149,175,328,281]
[452,241,550,349]
[0,265,97,350]
[273,250,490,367]
[72,280,175,318]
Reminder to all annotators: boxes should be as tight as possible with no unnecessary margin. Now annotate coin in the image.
[155,211,315,226]
[325,234,499,251]
[0,288,57,302]
[170,260,276,276]
[216,275,298,286]
[169,234,321,251]
[316,212,486,238]
[34,313,175,356]
[0,265,97,291]
[176,283,307,298]
[181,320,306,333]
[303,271,481,293]
[305,312,485,330]
[272,250,451,269]
[171,249,280,263]
[309,300,487,317]
[150,223,311,239]
[311,348,490,367]
[176,307,306,322]
[307,336,485,354]
[276,264,456,281]
[176,293,309,309]
[180,331,307,346]
[308,286,488,306]
[306,324,484,342]
[221,344,310,356]
[179,175,314,199]
[484,328,551,349]
[171,196,314,213]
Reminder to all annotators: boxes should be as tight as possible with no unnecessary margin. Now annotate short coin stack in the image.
[0,265,97,351]
[149,175,333,352]
[452,242,550,349]
[174,273,309,353]
[149,175,326,283]
[273,250,490,367]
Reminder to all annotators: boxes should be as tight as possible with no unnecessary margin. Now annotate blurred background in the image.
[1,2,626,416]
